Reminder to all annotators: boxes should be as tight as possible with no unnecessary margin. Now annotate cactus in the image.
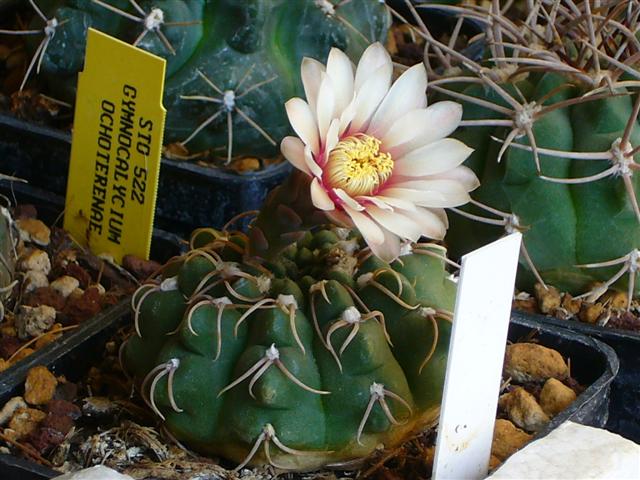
[0,205,16,321]
[407,0,640,305]
[121,208,457,469]
[13,0,389,158]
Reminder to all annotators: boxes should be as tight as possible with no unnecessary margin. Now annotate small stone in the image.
[24,286,67,311]
[234,157,261,172]
[63,287,103,324]
[602,290,628,310]
[19,249,51,275]
[15,305,56,340]
[122,255,162,280]
[23,270,49,293]
[0,325,16,337]
[50,276,80,299]
[13,204,37,219]
[24,366,58,405]
[0,397,27,426]
[504,343,569,383]
[539,378,577,417]
[8,407,47,439]
[54,382,78,402]
[0,359,10,372]
[64,263,91,289]
[41,412,74,435]
[579,302,605,324]
[513,292,537,314]
[0,334,21,359]
[54,466,135,480]
[47,399,81,420]
[82,397,116,417]
[560,294,582,316]
[492,419,532,461]
[499,387,550,432]
[534,283,561,314]
[28,426,66,452]
[16,218,51,246]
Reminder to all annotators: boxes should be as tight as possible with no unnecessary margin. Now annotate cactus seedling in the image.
[121,42,475,469]
[4,0,390,160]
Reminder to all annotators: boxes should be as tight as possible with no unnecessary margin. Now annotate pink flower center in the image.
[325,133,393,197]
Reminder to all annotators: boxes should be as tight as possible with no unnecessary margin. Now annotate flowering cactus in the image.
[9,0,389,159]
[121,43,475,470]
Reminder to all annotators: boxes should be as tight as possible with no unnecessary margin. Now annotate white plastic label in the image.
[433,233,522,480]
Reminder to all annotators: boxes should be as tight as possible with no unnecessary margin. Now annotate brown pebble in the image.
[8,407,46,439]
[504,343,569,383]
[489,455,502,471]
[16,218,51,246]
[0,325,16,337]
[514,297,537,314]
[579,303,605,324]
[499,387,550,432]
[13,204,37,219]
[491,419,532,461]
[40,413,74,435]
[561,294,582,315]
[24,366,58,405]
[63,286,103,324]
[46,399,80,420]
[534,283,561,314]
[0,335,21,359]
[602,291,628,310]
[539,378,577,417]
[27,426,66,452]
[63,263,92,290]
[24,287,67,311]
[123,255,162,280]
[53,382,78,403]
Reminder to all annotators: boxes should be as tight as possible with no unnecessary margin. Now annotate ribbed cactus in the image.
[0,206,16,320]
[20,0,389,158]
[424,0,640,305]
[121,221,456,470]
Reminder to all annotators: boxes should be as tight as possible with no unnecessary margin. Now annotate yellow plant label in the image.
[64,28,166,264]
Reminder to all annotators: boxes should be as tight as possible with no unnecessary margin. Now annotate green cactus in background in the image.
[423,0,640,305]
[120,182,456,469]
[18,0,389,158]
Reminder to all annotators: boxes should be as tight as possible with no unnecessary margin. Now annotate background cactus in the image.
[18,0,389,158]
[407,0,640,304]
[121,217,456,470]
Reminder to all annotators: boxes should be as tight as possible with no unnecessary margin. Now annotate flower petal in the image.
[325,209,352,227]
[369,226,401,262]
[301,57,325,115]
[366,206,422,242]
[344,205,385,246]
[374,195,417,211]
[368,63,428,134]
[322,119,341,165]
[335,188,365,211]
[355,42,391,91]
[427,166,480,192]
[383,181,471,207]
[304,145,322,178]
[281,136,309,175]
[310,178,335,211]
[399,207,447,240]
[383,101,463,154]
[286,98,319,154]
[316,73,336,141]
[359,195,393,210]
[393,138,473,176]
[350,63,392,132]
[326,48,354,114]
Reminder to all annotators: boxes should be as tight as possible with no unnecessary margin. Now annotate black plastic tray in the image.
[0,113,291,237]
[0,312,618,479]
[512,310,640,443]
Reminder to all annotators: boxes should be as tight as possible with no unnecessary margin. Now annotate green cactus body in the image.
[122,228,455,470]
[443,70,640,295]
[0,207,15,310]
[30,0,389,156]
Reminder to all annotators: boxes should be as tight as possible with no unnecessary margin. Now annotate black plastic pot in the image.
[512,310,640,443]
[0,113,291,237]
[0,312,618,480]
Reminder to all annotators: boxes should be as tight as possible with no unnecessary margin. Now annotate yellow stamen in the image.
[326,134,393,196]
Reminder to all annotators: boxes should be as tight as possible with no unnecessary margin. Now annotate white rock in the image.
[19,249,51,275]
[54,466,134,480]
[50,275,80,298]
[15,305,56,339]
[488,421,640,479]
[23,270,49,293]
